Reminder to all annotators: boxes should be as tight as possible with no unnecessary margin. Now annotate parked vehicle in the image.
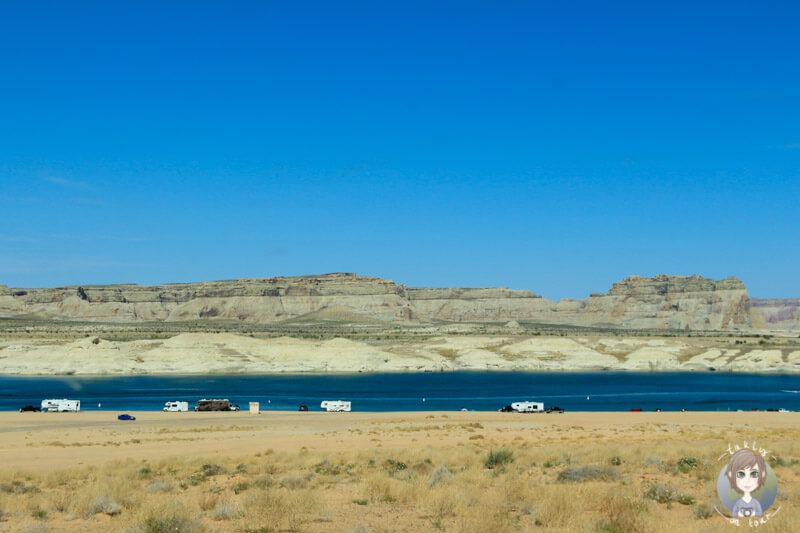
[19,405,41,413]
[195,399,240,412]
[298,405,309,412]
[629,408,643,412]
[545,406,565,413]
[163,401,189,412]
[117,414,136,421]
[41,399,80,412]
[320,400,351,412]
[511,401,544,413]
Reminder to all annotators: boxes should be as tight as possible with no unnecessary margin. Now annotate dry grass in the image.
[0,418,798,532]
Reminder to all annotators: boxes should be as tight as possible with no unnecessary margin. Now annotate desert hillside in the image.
[2,331,799,375]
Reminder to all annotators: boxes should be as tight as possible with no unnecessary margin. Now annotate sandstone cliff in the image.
[0,273,755,331]
[750,298,800,331]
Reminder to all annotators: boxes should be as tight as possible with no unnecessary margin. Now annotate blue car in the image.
[117,414,136,421]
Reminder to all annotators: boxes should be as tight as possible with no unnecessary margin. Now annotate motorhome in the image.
[41,399,80,412]
[163,401,189,412]
[194,399,240,411]
[320,400,351,412]
[511,401,544,413]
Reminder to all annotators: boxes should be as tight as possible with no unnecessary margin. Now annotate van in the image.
[163,401,189,412]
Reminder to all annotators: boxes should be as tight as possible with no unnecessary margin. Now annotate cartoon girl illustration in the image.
[725,449,767,517]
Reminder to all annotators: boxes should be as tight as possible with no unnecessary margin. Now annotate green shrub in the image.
[484,449,514,469]
[677,457,698,473]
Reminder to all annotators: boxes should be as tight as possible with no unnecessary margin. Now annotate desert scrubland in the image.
[2,274,799,532]
[0,411,798,532]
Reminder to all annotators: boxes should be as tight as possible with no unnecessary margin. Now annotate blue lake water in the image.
[1,372,800,412]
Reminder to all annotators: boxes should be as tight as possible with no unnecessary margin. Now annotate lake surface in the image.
[2,372,800,412]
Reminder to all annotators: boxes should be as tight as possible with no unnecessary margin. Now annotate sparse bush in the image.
[92,493,123,516]
[384,459,407,474]
[146,481,173,493]
[644,482,679,504]
[557,465,619,482]
[198,493,219,512]
[428,465,454,487]
[280,474,308,490]
[643,482,693,506]
[0,481,40,494]
[642,456,662,467]
[599,490,650,533]
[254,476,273,489]
[201,464,224,477]
[693,502,714,519]
[211,502,241,521]
[140,515,204,533]
[484,449,514,469]
[610,456,622,466]
[677,456,698,473]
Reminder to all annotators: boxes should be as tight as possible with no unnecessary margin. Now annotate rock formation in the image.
[0,273,756,331]
[750,298,800,331]
[2,333,798,375]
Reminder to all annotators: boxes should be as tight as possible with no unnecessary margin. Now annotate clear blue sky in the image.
[1,1,798,300]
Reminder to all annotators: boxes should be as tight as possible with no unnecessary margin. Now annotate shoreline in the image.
[2,410,798,472]
[2,367,799,377]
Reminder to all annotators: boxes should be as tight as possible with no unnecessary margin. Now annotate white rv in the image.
[320,400,351,412]
[163,401,189,412]
[41,399,80,412]
[511,401,544,413]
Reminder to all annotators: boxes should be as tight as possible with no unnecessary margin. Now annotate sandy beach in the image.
[1,410,799,471]
[1,410,798,531]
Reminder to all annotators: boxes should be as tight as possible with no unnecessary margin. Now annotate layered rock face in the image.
[0,273,754,331]
[750,298,800,331]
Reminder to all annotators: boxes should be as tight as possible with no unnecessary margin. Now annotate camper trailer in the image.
[163,401,189,412]
[41,399,80,412]
[511,401,544,413]
[320,400,351,412]
[194,399,240,412]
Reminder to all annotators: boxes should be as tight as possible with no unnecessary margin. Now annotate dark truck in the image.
[194,399,240,412]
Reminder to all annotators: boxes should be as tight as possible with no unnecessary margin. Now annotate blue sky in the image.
[1,1,798,300]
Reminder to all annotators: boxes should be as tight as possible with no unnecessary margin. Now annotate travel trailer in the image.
[320,400,351,412]
[510,401,544,413]
[163,401,189,412]
[194,399,240,411]
[41,399,80,412]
